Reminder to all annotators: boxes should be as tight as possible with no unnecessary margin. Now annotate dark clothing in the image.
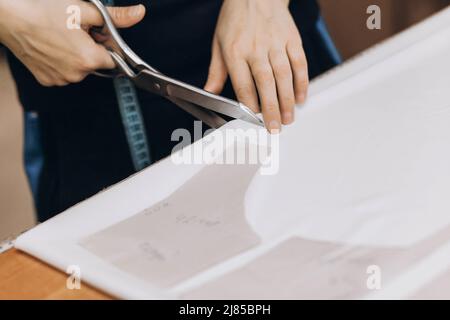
[7,0,340,221]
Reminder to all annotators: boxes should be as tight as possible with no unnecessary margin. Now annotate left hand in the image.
[204,0,309,133]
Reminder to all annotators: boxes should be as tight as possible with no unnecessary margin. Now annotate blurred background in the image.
[0,0,449,241]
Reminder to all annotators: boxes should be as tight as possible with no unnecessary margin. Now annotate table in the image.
[0,249,112,299]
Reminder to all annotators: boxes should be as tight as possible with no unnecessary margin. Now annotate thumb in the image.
[204,38,228,94]
[108,5,146,28]
[81,3,146,29]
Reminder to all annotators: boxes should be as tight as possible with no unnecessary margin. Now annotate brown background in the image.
[0,50,35,241]
[319,0,449,59]
[0,0,449,241]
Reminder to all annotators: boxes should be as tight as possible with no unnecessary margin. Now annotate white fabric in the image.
[15,7,450,299]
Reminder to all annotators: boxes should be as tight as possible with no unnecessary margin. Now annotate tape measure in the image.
[102,0,151,171]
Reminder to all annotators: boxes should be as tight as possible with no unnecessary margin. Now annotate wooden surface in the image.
[0,249,112,300]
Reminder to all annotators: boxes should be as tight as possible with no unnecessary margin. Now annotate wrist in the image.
[0,0,27,45]
[0,0,13,44]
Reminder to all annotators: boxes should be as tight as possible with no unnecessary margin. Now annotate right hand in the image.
[0,0,145,86]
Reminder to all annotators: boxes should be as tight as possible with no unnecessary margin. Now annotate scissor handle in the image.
[88,0,155,73]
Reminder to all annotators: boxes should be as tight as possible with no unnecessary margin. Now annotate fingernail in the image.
[268,120,281,134]
[298,92,308,104]
[130,5,143,17]
[296,93,306,104]
[282,112,294,125]
[204,84,212,92]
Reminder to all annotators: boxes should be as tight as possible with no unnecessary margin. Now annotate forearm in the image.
[0,0,15,45]
[0,1,7,44]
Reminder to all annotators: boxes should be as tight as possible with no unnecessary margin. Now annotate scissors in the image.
[88,0,264,129]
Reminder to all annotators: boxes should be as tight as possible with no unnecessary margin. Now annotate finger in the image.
[90,44,116,70]
[77,41,116,71]
[80,3,146,29]
[223,54,259,113]
[53,77,70,87]
[269,48,296,125]
[41,63,72,85]
[27,61,67,86]
[249,56,281,133]
[36,70,69,87]
[204,38,228,94]
[287,40,309,104]
[29,66,56,87]
[108,5,146,28]
[228,62,259,113]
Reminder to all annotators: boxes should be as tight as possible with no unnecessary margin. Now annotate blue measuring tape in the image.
[102,0,151,171]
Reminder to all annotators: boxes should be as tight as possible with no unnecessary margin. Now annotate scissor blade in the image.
[132,69,264,127]
[167,83,264,127]
[168,97,228,129]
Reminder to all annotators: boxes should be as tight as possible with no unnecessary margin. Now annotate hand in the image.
[204,0,309,132]
[0,0,145,86]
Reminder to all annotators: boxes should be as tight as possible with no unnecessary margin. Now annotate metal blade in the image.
[132,69,264,127]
